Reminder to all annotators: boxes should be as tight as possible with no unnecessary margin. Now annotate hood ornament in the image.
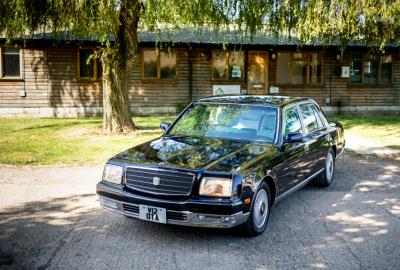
[153,177,161,186]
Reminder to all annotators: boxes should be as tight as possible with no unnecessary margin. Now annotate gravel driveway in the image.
[1,155,399,270]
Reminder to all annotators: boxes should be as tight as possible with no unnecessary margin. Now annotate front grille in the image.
[123,204,139,214]
[125,167,194,196]
[167,211,187,221]
[122,203,188,221]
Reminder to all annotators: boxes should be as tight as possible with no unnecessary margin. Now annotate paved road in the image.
[0,155,399,270]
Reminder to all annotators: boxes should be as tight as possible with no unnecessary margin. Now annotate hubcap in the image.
[326,152,334,181]
[253,189,269,229]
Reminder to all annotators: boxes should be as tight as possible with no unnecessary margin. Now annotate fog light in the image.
[221,216,235,223]
[100,197,118,209]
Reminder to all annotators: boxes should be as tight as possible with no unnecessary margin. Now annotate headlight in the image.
[102,164,123,184]
[199,177,233,198]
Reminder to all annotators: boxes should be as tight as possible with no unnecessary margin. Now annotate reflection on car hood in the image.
[111,136,278,172]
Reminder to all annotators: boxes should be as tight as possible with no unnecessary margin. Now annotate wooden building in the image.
[0,30,399,116]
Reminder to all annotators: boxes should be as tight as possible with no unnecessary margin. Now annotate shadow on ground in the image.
[0,156,399,270]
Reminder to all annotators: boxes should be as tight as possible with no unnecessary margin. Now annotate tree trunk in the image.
[102,0,141,133]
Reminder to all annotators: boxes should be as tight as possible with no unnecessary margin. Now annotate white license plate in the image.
[139,205,166,224]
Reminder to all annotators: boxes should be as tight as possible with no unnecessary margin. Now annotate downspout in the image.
[188,44,193,102]
[329,52,333,112]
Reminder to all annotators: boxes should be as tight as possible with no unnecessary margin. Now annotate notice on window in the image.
[231,64,241,78]
[213,85,241,95]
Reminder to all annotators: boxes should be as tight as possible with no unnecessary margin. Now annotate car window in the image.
[313,104,329,126]
[168,103,278,143]
[283,106,302,139]
[311,104,324,127]
[299,103,319,134]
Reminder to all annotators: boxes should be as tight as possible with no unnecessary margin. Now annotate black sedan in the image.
[97,95,345,236]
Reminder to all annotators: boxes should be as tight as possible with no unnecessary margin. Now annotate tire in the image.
[240,182,271,237]
[313,149,335,187]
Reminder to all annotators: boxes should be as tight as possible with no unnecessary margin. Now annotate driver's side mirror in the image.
[160,122,171,132]
[285,132,303,143]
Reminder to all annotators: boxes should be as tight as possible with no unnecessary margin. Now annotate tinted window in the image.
[160,51,176,79]
[2,48,20,77]
[381,55,392,84]
[311,104,324,127]
[168,103,278,143]
[143,50,157,78]
[277,52,290,84]
[283,106,302,139]
[299,103,319,133]
[350,54,362,83]
[79,49,94,78]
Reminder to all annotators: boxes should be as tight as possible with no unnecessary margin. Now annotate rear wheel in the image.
[240,182,271,236]
[313,149,335,187]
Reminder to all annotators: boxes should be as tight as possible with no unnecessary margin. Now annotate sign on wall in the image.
[341,66,350,78]
[213,85,241,95]
[269,86,279,94]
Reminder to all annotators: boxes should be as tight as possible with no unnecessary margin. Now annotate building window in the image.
[78,48,101,80]
[276,52,322,85]
[212,50,244,81]
[350,53,393,85]
[1,47,20,78]
[142,49,176,80]
[248,51,267,87]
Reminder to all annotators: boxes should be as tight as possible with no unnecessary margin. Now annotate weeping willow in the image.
[0,0,399,132]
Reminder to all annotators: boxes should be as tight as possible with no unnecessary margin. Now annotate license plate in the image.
[139,205,166,224]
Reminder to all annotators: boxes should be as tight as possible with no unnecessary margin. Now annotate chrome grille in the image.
[125,167,194,195]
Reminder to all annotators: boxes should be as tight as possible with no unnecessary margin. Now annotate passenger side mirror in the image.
[160,122,171,132]
[285,132,303,143]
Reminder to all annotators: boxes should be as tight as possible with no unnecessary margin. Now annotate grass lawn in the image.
[0,116,175,165]
[328,114,400,149]
[0,114,398,165]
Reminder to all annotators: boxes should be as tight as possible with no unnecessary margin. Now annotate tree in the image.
[1,0,399,133]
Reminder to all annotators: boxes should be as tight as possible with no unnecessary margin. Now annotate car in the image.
[96,95,345,236]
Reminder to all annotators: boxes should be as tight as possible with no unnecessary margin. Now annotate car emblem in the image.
[153,177,160,186]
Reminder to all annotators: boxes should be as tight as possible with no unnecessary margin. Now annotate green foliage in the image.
[1,0,400,49]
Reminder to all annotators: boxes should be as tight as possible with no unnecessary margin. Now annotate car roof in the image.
[195,95,310,107]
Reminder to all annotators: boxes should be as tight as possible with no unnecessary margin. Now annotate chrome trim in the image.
[336,147,345,160]
[275,168,324,203]
[97,182,242,207]
[99,195,249,228]
[124,166,195,196]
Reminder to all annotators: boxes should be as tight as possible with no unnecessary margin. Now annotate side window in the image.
[311,104,323,127]
[283,106,302,139]
[299,103,319,134]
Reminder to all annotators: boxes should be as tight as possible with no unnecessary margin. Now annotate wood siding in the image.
[0,44,399,115]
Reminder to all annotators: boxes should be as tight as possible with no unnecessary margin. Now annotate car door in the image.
[276,105,311,194]
[298,102,331,174]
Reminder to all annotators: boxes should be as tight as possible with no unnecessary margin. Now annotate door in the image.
[247,51,268,95]
[276,105,311,194]
[298,103,330,174]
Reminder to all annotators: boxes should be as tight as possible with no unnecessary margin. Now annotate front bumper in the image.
[97,182,249,228]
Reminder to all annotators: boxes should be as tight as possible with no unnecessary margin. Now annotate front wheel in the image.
[240,182,271,236]
[313,149,335,187]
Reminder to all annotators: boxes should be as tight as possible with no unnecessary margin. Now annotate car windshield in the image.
[167,103,278,143]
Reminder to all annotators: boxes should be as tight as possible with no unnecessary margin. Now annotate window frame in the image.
[281,103,304,142]
[0,46,22,80]
[296,101,326,136]
[349,52,394,86]
[276,51,323,86]
[211,49,246,82]
[141,48,178,81]
[77,48,102,81]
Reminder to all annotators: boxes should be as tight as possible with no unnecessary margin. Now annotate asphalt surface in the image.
[0,155,399,270]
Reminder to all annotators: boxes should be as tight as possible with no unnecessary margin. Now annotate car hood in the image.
[111,136,278,172]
